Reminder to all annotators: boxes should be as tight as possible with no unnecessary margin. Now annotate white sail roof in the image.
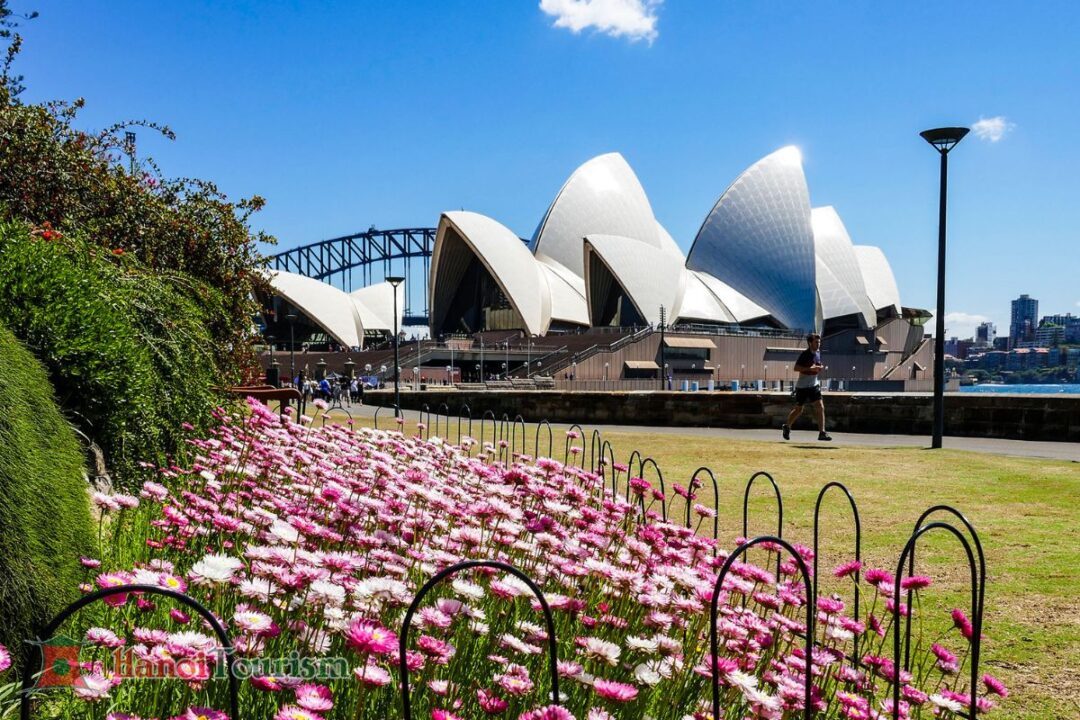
[349,281,403,333]
[537,258,590,328]
[583,234,685,326]
[853,245,901,315]
[686,146,819,332]
[531,153,662,278]
[265,269,364,348]
[430,211,550,336]
[812,206,876,328]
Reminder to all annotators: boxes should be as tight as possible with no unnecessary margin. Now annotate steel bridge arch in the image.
[270,227,437,324]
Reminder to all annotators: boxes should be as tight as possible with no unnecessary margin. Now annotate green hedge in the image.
[0,322,93,662]
[0,221,226,483]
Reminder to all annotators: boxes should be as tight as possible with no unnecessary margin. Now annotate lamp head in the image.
[920,127,969,154]
[385,275,405,288]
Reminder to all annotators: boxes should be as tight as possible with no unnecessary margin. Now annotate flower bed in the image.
[5,400,1007,719]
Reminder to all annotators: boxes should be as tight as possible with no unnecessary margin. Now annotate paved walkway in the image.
[328,402,1080,462]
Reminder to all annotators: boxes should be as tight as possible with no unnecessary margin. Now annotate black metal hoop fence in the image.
[19,585,240,720]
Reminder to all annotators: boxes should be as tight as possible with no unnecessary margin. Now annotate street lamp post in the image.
[920,126,969,449]
[504,341,510,379]
[480,339,485,381]
[658,305,666,390]
[386,276,405,417]
[286,313,298,384]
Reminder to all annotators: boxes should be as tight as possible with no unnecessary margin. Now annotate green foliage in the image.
[0,20,271,379]
[0,322,93,665]
[0,221,227,483]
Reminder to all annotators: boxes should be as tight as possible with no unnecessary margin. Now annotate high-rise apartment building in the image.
[975,321,996,347]
[1010,294,1038,348]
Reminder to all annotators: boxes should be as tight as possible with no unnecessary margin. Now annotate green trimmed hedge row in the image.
[0,322,94,660]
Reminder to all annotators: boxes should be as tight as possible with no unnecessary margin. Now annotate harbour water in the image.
[960,383,1080,395]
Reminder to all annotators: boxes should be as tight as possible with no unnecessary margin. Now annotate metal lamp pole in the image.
[920,127,969,449]
[658,305,666,390]
[286,313,297,384]
[386,276,405,417]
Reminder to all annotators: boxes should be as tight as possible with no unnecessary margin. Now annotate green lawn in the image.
[326,409,1080,719]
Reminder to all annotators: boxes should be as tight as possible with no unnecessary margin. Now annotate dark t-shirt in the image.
[795,349,821,389]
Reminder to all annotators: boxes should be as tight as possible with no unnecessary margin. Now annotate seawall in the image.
[364,390,1080,443]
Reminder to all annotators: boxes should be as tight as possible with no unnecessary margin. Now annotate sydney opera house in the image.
[261,146,932,387]
[430,146,899,338]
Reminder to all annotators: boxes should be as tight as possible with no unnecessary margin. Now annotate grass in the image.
[323,406,1080,719]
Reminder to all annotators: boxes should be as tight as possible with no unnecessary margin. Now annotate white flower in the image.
[930,694,964,713]
[633,662,662,686]
[725,669,758,693]
[626,635,659,653]
[71,672,113,701]
[578,636,621,666]
[308,579,346,606]
[189,554,243,584]
[451,578,485,600]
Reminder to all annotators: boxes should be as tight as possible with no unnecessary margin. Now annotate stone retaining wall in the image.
[365,390,1080,442]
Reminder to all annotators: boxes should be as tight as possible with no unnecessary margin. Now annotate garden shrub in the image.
[0,322,94,663]
[0,220,226,484]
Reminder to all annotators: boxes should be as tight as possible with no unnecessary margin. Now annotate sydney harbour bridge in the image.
[270,227,437,326]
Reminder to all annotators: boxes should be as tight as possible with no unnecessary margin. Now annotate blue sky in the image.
[12,1,1080,338]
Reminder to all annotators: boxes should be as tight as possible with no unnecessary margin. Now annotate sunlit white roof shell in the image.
[853,245,901,316]
[812,207,877,328]
[431,211,550,336]
[686,146,819,332]
[532,153,662,278]
[583,234,685,326]
[537,258,590,328]
[266,269,364,348]
[349,281,403,333]
[673,269,771,325]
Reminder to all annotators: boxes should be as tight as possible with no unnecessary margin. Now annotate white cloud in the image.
[971,116,1015,142]
[944,311,991,340]
[539,0,662,43]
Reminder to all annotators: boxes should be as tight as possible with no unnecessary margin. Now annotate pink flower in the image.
[951,608,975,639]
[354,662,392,686]
[432,710,464,720]
[250,675,284,692]
[273,705,321,720]
[85,628,125,648]
[0,643,10,673]
[833,560,862,578]
[900,575,932,591]
[593,679,638,702]
[520,705,576,720]
[477,688,508,713]
[294,683,333,712]
[183,709,228,720]
[983,673,1009,698]
[345,619,397,656]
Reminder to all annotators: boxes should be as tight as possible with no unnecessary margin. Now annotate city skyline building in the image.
[1010,294,1039,348]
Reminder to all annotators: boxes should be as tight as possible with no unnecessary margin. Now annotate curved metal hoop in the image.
[499,413,511,463]
[743,471,783,576]
[891,521,980,720]
[373,404,398,430]
[905,506,986,677]
[436,403,450,438]
[20,585,240,720]
[743,471,783,540]
[534,419,553,459]
[711,536,815,720]
[480,410,496,453]
[563,423,585,465]
[511,415,527,460]
[420,404,431,439]
[813,481,862,662]
[688,467,719,542]
[456,404,472,445]
[590,429,603,473]
[398,560,561,720]
[637,456,667,522]
[601,440,618,498]
[624,450,644,502]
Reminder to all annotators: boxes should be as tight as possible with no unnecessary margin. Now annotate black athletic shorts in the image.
[794,386,822,405]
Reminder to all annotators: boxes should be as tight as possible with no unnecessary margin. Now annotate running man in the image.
[782,332,832,441]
